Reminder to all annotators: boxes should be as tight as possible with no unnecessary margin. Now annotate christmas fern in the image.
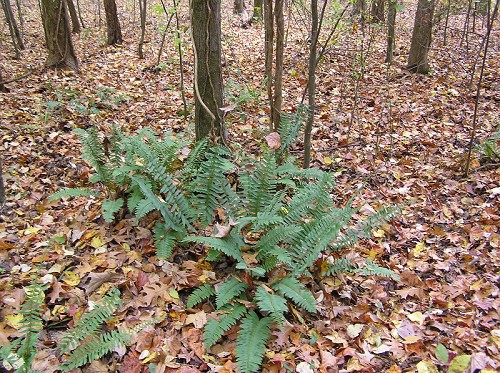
[236,311,272,373]
[204,304,247,348]
[58,287,122,353]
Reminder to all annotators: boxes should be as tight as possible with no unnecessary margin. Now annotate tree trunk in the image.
[76,0,85,28]
[0,72,9,93]
[370,0,384,23]
[351,0,366,18]
[253,0,262,21]
[192,0,224,142]
[103,0,122,45]
[40,0,79,70]
[234,0,250,26]
[407,0,435,74]
[2,0,24,57]
[66,0,81,33]
[303,0,318,168]
[264,0,274,128]
[272,0,284,131]
[138,0,146,58]
[385,0,396,63]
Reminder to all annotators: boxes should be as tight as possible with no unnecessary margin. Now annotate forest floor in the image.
[0,1,499,372]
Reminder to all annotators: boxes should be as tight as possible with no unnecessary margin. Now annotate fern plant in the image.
[0,286,159,372]
[184,121,401,372]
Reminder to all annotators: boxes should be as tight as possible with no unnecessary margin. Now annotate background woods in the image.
[0,0,499,372]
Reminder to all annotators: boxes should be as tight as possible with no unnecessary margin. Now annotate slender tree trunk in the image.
[253,0,262,21]
[66,0,81,33]
[351,0,366,18]
[264,0,274,128]
[272,0,284,131]
[370,0,384,23]
[303,0,319,168]
[2,0,24,56]
[443,0,450,45]
[385,0,396,63]
[465,0,499,176]
[40,0,79,70]
[138,0,146,58]
[76,0,85,28]
[103,0,122,45]
[191,0,224,142]
[407,0,435,74]
[15,0,24,39]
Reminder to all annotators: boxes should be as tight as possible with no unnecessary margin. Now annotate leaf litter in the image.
[0,1,499,372]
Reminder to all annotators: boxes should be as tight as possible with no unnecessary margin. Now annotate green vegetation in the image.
[0,286,156,372]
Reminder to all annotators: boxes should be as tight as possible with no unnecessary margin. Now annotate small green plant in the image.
[475,128,500,163]
[0,286,155,372]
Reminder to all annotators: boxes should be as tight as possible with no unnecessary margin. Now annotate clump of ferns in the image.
[185,130,401,372]
[0,285,158,372]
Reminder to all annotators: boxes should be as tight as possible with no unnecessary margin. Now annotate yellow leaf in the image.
[373,229,385,238]
[413,242,425,257]
[62,271,81,286]
[448,355,471,373]
[23,226,41,235]
[416,361,439,373]
[5,314,23,329]
[403,335,421,344]
[142,351,157,364]
[408,311,425,325]
[470,279,483,291]
[324,157,333,165]
[91,235,105,248]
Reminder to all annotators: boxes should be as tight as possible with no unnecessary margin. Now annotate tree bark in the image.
[303,0,318,168]
[66,0,81,33]
[192,0,224,142]
[40,0,79,70]
[103,0,122,45]
[407,0,435,74]
[2,0,24,57]
[272,0,284,131]
[138,0,146,58]
[370,0,384,23]
[385,0,396,63]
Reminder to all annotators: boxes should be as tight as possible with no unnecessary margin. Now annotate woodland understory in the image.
[0,0,499,372]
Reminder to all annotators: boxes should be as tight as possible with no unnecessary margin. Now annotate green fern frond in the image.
[272,276,317,313]
[236,311,272,373]
[239,151,278,216]
[48,187,97,202]
[254,286,288,325]
[59,329,130,371]
[216,278,248,310]
[203,304,247,348]
[321,258,356,276]
[154,223,177,259]
[58,288,122,354]
[17,284,46,370]
[186,284,215,309]
[276,106,307,157]
[130,175,184,232]
[184,235,245,264]
[102,198,123,222]
[74,128,112,186]
[189,146,235,226]
[358,260,400,281]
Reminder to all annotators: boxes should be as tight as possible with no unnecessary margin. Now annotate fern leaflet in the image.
[186,284,215,309]
[203,304,246,348]
[215,278,248,310]
[272,276,317,313]
[255,286,288,325]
